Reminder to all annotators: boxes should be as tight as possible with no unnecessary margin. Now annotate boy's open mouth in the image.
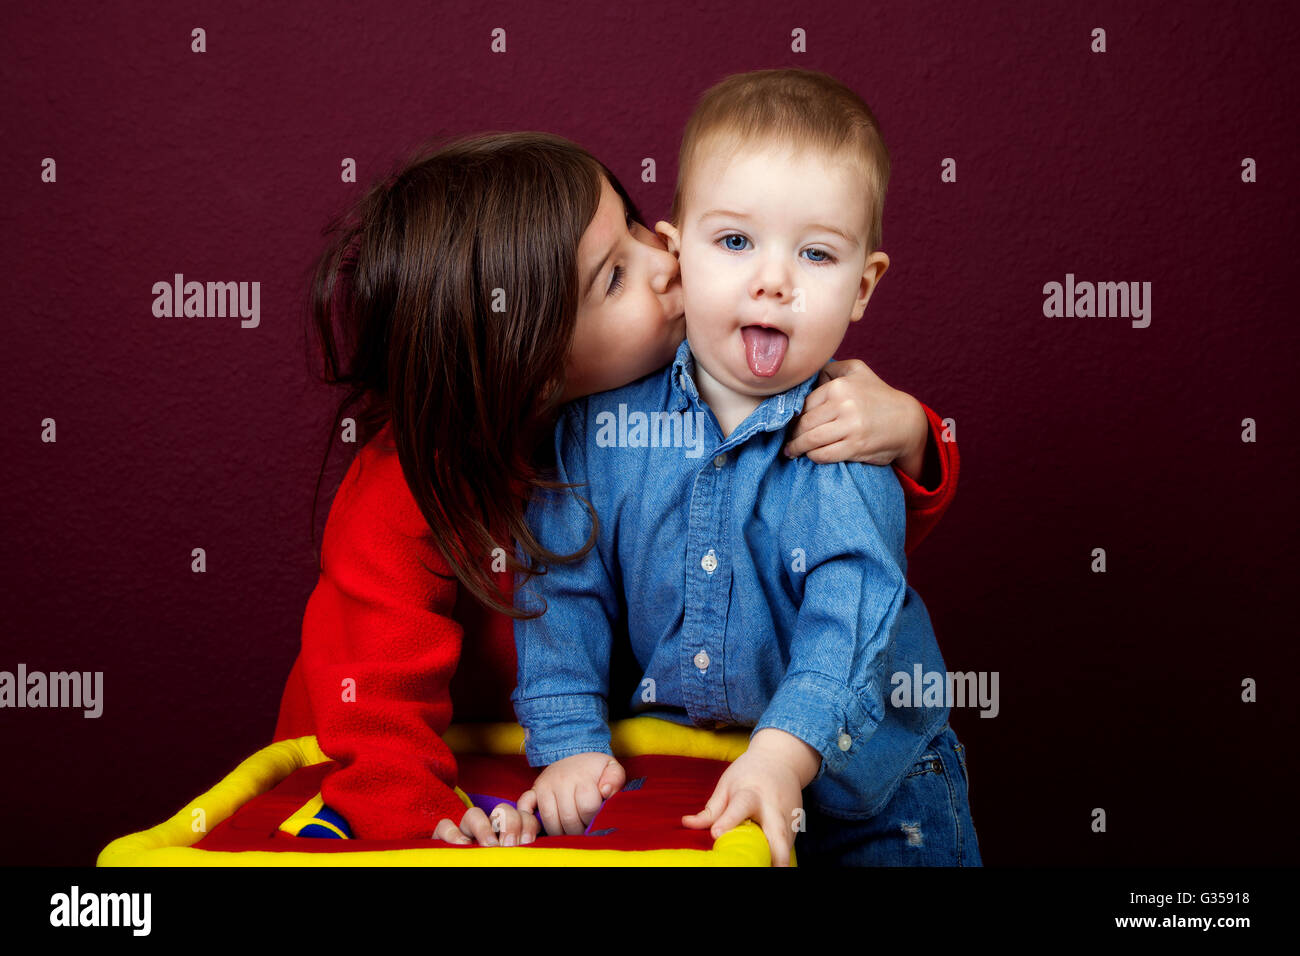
[741,325,788,377]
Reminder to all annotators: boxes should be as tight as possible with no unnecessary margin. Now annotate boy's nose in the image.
[750,271,791,301]
[750,253,792,300]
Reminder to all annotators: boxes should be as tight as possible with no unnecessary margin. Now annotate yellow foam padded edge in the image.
[98,718,768,867]
[443,717,753,762]
[98,736,330,866]
[98,821,768,867]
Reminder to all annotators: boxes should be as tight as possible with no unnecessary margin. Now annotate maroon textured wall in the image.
[4,0,1297,866]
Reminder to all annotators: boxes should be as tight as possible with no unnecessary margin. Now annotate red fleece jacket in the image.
[272,404,960,840]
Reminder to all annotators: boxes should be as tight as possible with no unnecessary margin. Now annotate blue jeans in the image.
[794,724,982,866]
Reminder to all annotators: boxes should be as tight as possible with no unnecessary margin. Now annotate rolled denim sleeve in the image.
[753,460,908,780]
[512,402,621,767]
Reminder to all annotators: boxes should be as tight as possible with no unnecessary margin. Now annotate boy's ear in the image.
[654,220,682,257]
[850,251,890,321]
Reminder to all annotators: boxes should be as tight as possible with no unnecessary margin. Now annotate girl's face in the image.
[561,177,685,402]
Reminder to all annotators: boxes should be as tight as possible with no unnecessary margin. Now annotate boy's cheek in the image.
[680,277,728,319]
[676,245,704,276]
[679,251,732,295]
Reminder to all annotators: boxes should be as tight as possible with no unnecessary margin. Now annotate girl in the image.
[272,131,959,846]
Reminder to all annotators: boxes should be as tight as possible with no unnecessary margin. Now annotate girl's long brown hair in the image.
[305,131,643,619]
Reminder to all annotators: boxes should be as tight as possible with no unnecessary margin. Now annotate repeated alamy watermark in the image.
[891,664,998,718]
[1042,273,1151,328]
[152,273,260,328]
[594,404,709,459]
[1,664,102,717]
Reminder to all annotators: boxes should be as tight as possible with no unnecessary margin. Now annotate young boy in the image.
[511,69,980,866]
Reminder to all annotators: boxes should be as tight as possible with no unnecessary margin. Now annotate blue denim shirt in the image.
[512,340,950,817]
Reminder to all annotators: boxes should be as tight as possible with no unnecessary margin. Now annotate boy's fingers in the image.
[597,758,626,799]
[709,790,759,840]
[682,786,728,830]
[681,806,712,828]
[558,785,587,834]
[516,789,538,816]
[459,807,497,846]
[432,818,471,845]
[575,780,603,828]
[764,820,794,867]
[520,808,541,845]
[537,788,561,839]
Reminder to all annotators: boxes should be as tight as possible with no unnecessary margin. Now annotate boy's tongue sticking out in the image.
[741,325,788,377]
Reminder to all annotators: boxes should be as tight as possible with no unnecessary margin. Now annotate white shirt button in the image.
[700,550,718,573]
[713,453,727,468]
[694,651,710,671]
[837,732,852,751]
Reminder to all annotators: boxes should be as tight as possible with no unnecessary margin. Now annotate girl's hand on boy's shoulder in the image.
[432,802,541,848]
[515,751,626,838]
[785,359,928,479]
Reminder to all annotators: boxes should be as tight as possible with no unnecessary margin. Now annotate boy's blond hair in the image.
[669,69,891,254]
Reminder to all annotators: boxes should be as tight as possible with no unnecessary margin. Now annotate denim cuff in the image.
[514,694,612,767]
[753,671,880,781]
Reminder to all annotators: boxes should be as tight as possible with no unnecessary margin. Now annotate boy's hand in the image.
[515,752,626,836]
[682,728,822,867]
[432,802,541,847]
[784,359,929,481]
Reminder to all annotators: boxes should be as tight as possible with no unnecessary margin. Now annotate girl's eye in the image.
[720,234,750,252]
[802,248,835,264]
[606,264,625,297]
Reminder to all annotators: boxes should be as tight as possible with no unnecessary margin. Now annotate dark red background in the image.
[4,0,1297,866]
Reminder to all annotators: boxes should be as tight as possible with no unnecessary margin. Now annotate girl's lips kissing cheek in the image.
[740,325,789,377]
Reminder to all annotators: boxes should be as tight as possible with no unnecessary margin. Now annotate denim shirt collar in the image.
[668,337,818,447]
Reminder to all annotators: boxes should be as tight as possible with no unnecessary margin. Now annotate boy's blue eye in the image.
[716,234,836,264]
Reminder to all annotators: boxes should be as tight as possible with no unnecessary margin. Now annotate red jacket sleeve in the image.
[296,428,469,839]
[895,401,959,556]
